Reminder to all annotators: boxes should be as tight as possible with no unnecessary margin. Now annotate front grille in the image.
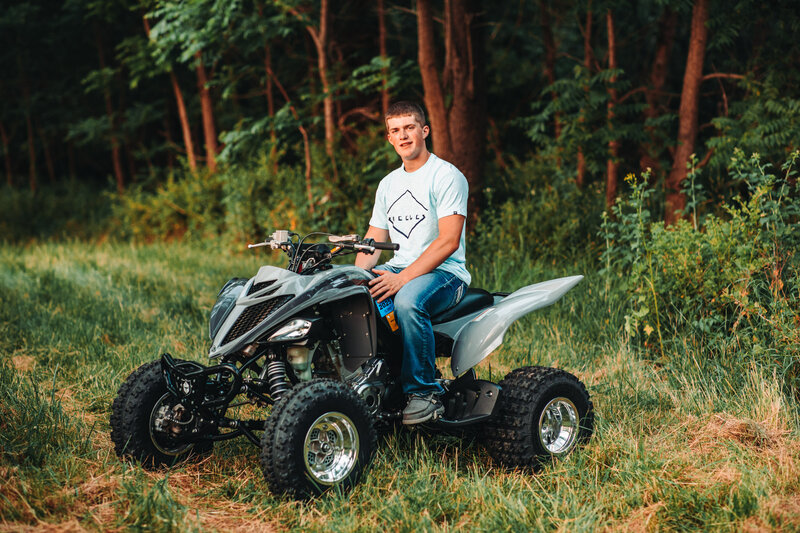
[222,295,293,345]
[248,280,276,295]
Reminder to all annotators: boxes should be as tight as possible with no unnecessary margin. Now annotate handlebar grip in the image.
[372,241,399,251]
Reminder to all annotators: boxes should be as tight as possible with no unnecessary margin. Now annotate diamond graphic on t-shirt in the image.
[387,190,428,238]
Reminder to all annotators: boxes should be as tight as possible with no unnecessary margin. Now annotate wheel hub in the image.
[538,397,579,455]
[149,393,196,456]
[303,412,359,485]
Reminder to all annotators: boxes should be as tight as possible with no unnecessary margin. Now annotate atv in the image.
[110,230,594,497]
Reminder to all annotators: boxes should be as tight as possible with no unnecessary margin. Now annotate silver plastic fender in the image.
[449,275,583,376]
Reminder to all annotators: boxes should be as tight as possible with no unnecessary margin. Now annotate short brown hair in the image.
[385,101,426,130]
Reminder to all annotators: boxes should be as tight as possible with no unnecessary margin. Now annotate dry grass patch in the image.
[674,413,796,485]
[0,519,88,532]
[689,414,786,451]
[740,496,800,533]
[12,355,35,372]
[604,501,665,533]
[194,505,278,533]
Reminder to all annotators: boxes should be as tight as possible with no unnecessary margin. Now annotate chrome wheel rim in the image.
[303,412,359,485]
[538,397,579,455]
[149,393,195,456]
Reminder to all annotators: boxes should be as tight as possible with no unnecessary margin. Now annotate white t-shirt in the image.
[369,153,471,285]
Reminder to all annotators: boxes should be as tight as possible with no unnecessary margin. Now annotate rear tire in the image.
[260,379,376,498]
[485,366,593,469]
[110,360,213,467]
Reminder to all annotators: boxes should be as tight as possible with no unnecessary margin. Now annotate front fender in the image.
[450,275,583,376]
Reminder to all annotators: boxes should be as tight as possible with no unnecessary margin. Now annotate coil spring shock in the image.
[266,359,291,400]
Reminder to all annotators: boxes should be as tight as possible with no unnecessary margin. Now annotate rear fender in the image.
[449,275,583,376]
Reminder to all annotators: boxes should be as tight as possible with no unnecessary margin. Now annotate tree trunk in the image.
[665,0,709,225]
[288,1,336,173]
[67,140,76,182]
[540,1,561,138]
[577,3,592,188]
[417,0,453,161]
[124,140,137,183]
[267,63,314,213]
[95,26,125,193]
[605,9,619,208]
[445,0,486,210]
[25,109,36,193]
[163,113,175,172]
[143,16,197,172]
[21,71,37,193]
[0,121,12,187]
[378,0,390,117]
[195,52,218,172]
[170,71,197,172]
[319,0,334,159]
[263,43,278,171]
[640,9,678,175]
[36,123,56,184]
[418,0,486,222]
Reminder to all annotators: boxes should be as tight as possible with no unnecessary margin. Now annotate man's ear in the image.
[422,125,430,138]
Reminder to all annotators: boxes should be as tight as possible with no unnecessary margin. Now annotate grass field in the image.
[1,240,799,532]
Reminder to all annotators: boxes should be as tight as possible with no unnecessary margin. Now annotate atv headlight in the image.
[268,319,312,342]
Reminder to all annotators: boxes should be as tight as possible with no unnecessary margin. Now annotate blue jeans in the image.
[374,264,466,395]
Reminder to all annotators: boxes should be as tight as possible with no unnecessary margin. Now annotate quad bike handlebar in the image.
[360,238,400,251]
[248,230,398,274]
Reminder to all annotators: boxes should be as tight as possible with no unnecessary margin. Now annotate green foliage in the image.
[708,79,800,174]
[118,473,194,532]
[602,150,800,390]
[2,240,799,530]
[0,364,89,468]
[112,135,396,241]
[472,154,605,267]
[522,65,613,178]
[0,182,112,241]
[112,167,226,239]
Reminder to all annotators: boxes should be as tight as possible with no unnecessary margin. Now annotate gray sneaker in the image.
[402,393,445,425]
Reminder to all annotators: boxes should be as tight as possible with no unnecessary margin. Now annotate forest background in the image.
[1,0,800,531]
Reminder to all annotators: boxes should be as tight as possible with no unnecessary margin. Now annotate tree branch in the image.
[701,73,745,82]
[618,86,647,104]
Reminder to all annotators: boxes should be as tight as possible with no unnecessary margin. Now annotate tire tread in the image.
[259,379,377,497]
[485,366,594,469]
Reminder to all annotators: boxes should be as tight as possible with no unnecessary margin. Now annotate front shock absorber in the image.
[266,358,291,400]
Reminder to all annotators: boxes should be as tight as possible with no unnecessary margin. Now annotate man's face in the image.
[386,114,429,162]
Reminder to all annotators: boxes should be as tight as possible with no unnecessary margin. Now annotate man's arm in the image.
[355,225,390,270]
[369,214,464,302]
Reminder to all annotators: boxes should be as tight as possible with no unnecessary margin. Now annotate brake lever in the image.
[328,234,360,243]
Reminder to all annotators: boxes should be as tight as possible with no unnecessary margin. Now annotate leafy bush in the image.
[0,181,111,241]
[472,154,605,265]
[111,135,396,242]
[112,167,226,240]
[602,150,800,389]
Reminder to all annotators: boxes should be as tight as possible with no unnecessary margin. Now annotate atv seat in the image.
[431,288,494,325]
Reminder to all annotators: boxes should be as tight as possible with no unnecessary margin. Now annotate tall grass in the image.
[1,239,798,531]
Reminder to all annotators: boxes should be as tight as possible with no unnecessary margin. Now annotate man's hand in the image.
[369,269,408,302]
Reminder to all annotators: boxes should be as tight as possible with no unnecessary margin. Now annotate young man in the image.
[355,101,470,425]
